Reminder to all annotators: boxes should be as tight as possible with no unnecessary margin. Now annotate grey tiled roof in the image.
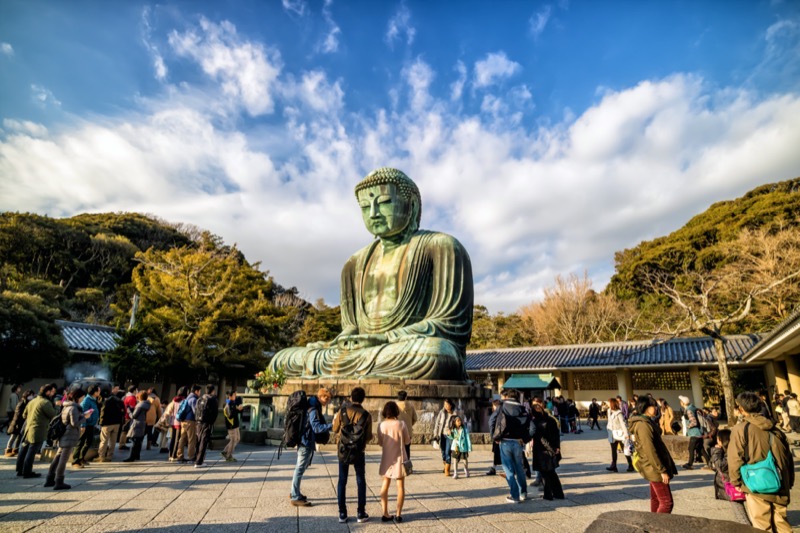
[466,335,760,372]
[56,320,118,353]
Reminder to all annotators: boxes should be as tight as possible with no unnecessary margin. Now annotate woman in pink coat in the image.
[377,401,411,523]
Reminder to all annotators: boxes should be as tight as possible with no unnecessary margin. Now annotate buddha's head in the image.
[354,167,421,239]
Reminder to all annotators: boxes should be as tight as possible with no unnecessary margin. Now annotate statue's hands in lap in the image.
[306,340,331,349]
[337,333,389,351]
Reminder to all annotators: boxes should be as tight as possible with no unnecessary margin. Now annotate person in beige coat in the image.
[396,391,417,459]
[658,398,675,435]
[728,391,794,533]
[377,401,410,523]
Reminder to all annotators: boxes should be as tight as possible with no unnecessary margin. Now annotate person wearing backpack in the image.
[221,390,244,462]
[165,387,188,462]
[16,384,58,478]
[194,384,219,468]
[629,396,678,514]
[287,387,333,506]
[176,385,201,463]
[45,388,90,490]
[728,391,794,532]
[493,389,533,504]
[333,387,373,524]
[679,395,709,470]
[71,384,100,468]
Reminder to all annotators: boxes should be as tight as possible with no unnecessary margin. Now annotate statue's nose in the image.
[369,201,380,218]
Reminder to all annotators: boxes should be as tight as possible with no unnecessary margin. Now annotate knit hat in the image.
[678,395,690,404]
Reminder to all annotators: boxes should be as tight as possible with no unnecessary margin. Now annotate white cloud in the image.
[0,42,13,56]
[385,3,415,48]
[529,5,552,38]
[30,84,61,108]
[450,61,467,101]
[281,0,306,16]
[319,0,341,54]
[2,119,48,137]
[141,7,168,81]
[168,18,282,116]
[474,51,521,88]
[3,19,800,314]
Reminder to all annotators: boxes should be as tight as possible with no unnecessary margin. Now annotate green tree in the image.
[103,326,159,385]
[131,233,293,375]
[295,301,342,347]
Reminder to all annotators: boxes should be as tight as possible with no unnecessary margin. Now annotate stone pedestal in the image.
[269,379,492,444]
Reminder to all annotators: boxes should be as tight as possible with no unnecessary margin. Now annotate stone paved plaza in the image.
[0,427,798,532]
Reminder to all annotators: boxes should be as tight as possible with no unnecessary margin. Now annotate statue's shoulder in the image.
[413,230,467,252]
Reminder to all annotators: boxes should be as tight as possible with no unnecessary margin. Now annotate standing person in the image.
[432,399,456,476]
[194,384,219,468]
[97,390,125,462]
[16,384,57,478]
[786,393,800,433]
[176,385,201,463]
[618,396,630,420]
[728,391,794,533]
[333,387,373,524]
[2,385,20,433]
[289,387,333,506]
[45,389,90,490]
[493,389,533,504]
[395,391,417,460]
[118,386,137,451]
[5,389,32,457]
[222,390,244,462]
[702,407,720,468]
[123,392,151,462]
[531,403,564,500]
[377,400,410,523]
[165,387,187,462]
[679,395,708,469]
[145,389,162,451]
[606,397,634,472]
[72,385,100,468]
[485,399,503,476]
[588,399,601,430]
[658,399,675,435]
[450,415,472,479]
[629,395,677,514]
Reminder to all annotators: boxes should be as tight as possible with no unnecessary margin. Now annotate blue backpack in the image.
[740,423,782,495]
[176,399,190,422]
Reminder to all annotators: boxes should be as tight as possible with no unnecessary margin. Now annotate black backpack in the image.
[283,391,309,450]
[337,405,367,464]
[194,395,209,423]
[47,412,67,443]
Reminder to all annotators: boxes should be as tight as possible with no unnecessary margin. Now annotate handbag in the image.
[724,481,747,502]
[403,459,413,475]
[740,423,782,494]
[623,438,634,457]
[431,438,440,450]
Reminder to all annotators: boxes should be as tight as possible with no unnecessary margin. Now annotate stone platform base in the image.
[270,379,492,439]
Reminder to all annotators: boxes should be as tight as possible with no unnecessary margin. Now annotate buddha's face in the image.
[357,183,414,238]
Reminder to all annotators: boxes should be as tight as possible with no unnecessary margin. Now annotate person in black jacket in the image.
[194,385,219,468]
[98,390,125,462]
[493,389,533,504]
[588,399,601,430]
[531,403,564,500]
[221,390,243,462]
[5,389,33,457]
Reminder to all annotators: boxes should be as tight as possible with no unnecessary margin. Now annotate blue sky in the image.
[1,0,800,312]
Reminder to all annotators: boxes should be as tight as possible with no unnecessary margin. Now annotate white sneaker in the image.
[520,492,527,501]
[505,496,521,504]
[194,463,207,468]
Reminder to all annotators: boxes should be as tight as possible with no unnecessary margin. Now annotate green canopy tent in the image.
[502,373,562,400]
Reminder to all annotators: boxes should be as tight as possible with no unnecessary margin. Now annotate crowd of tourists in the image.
[3,382,244,490]
[3,382,797,531]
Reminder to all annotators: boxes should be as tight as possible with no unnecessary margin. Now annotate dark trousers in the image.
[72,425,94,464]
[404,443,411,459]
[145,425,155,447]
[649,481,674,513]
[129,436,143,460]
[560,416,569,434]
[337,454,366,516]
[610,441,632,468]
[542,470,564,500]
[195,422,212,465]
[686,436,708,466]
[169,426,182,459]
[16,440,43,475]
[589,417,600,429]
[492,442,501,467]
